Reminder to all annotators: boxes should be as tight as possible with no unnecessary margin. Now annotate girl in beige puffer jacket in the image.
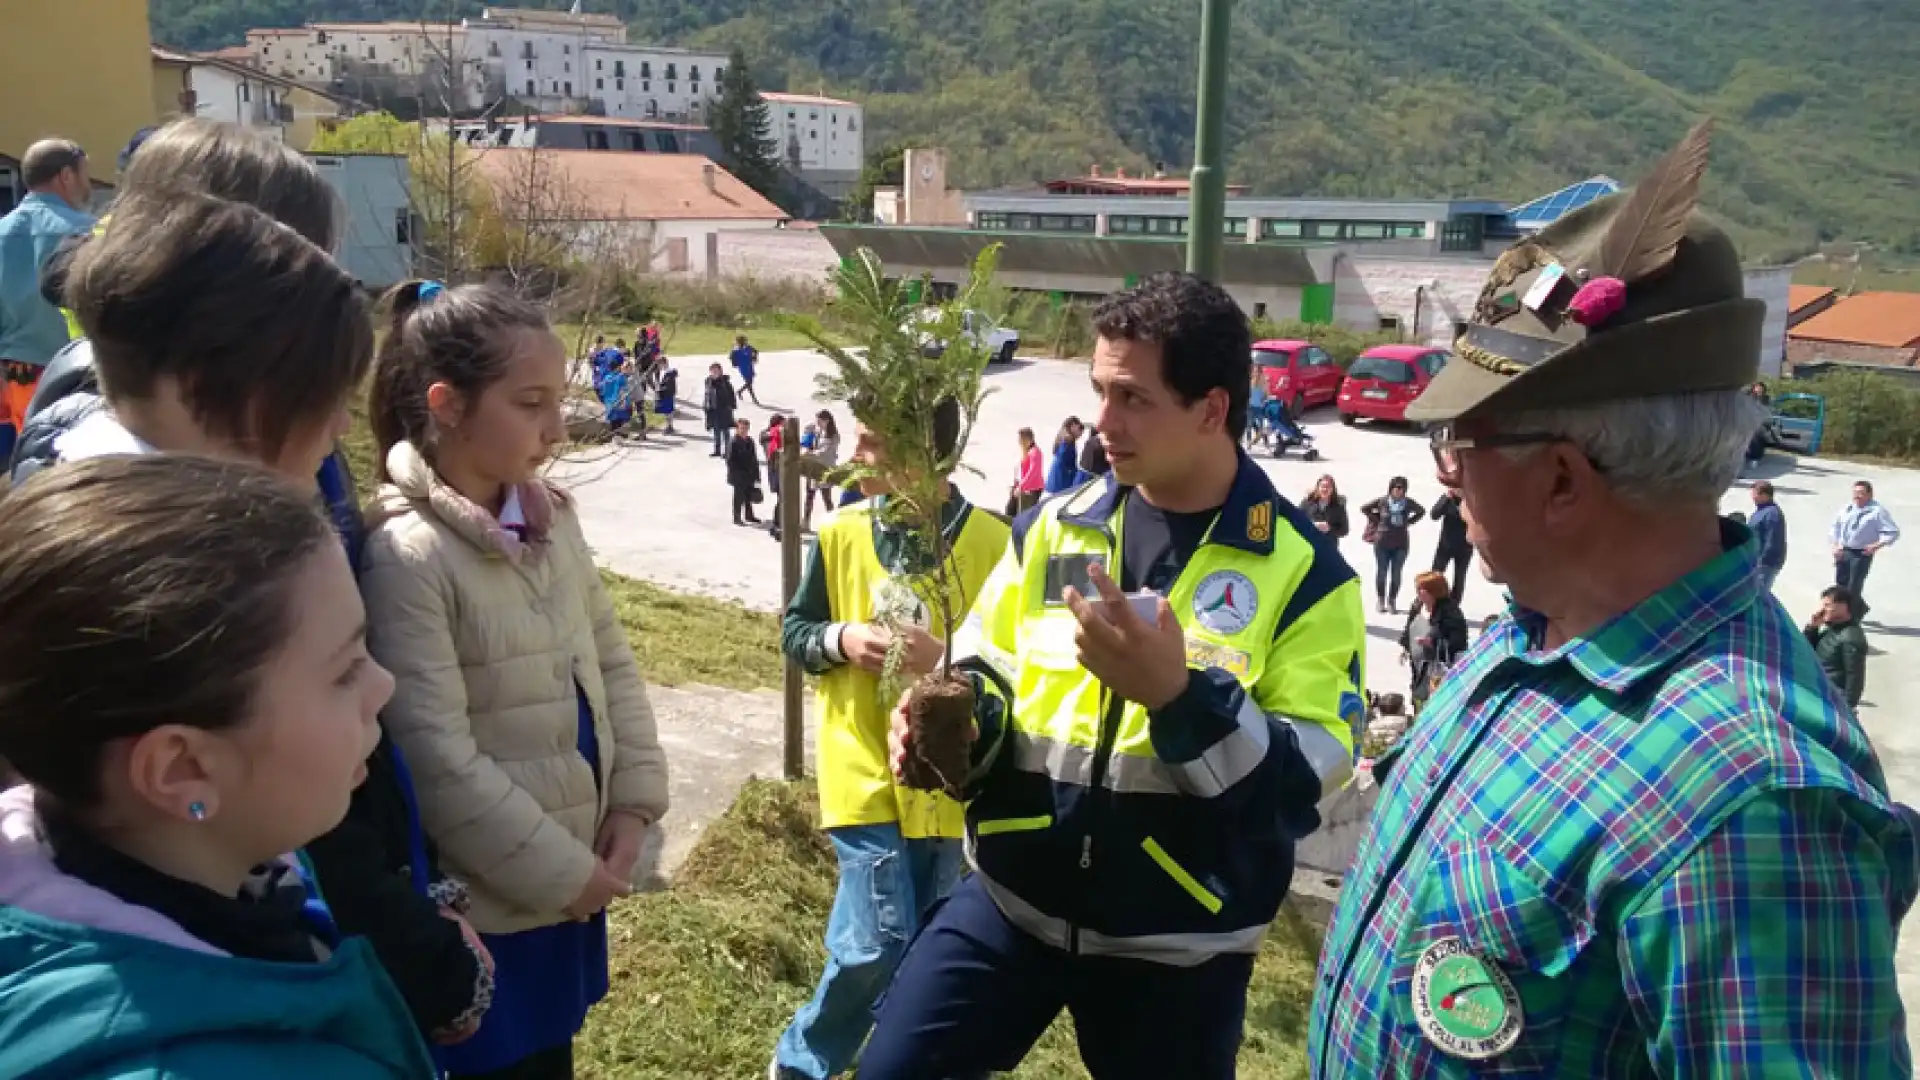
[359,281,668,1080]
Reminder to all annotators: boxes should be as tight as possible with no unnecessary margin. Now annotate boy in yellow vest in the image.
[770,399,1010,1080]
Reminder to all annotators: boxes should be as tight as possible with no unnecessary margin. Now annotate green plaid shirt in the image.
[1309,523,1916,1077]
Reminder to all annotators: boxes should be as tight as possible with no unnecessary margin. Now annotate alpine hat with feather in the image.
[1407,120,1765,423]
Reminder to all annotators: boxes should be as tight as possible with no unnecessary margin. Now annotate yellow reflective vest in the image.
[952,457,1367,964]
[814,499,1009,838]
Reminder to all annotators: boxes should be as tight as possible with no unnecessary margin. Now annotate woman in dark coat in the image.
[726,417,762,525]
[1300,474,1349,539]
[1399,570,1470,712]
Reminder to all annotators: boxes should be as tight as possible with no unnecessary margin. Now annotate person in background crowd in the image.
[703,361,737,458]
[1045,415,1085,493]
[863,272,1366,1080]
[1745,381,1771,467]
[1013,426,1045,513]
[1806,585,1868,712]
[1246,367,1270,447]
[0,138,93,453]
[770,399,1009,1080]
[1398,570,1468,713]
[1749,480,1787,593]
[1301,473,1349,539]
[731,333,762,405]
[1078,424,1110,477]
[0,457,434,1079]
[599,354,635,437]
[764,414,787,541]
[363,282,669,1080]
[1311,122,1914,1076]
[1830,478,1899,619]
[728,417,762,526]
[1360,477,1426,614]
[654,362,678,435]
[1427,485,1473,603]
[589,337,622,397]
[805,410,841,529]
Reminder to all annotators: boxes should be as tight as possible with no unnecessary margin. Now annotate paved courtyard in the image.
[555,348,1920,1046]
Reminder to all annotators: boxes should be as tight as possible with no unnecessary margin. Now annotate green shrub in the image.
[1252,318,1407,368]
[1772,369,1920,463]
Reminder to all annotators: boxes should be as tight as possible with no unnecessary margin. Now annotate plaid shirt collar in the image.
[1484,518,1760,694]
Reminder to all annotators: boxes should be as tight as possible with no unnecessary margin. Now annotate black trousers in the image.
[732,485,759,523]
[1433,543,1473,603]
[1837,548,1874,616]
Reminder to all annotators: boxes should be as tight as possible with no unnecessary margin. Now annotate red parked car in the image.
[1337,344,1450,424]
[1252,339,1343,418]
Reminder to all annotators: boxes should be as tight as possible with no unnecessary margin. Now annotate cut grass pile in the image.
[576,779,1324,1079]
[600,571,783,691]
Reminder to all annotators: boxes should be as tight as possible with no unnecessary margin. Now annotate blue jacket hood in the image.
[0,903,435,1078]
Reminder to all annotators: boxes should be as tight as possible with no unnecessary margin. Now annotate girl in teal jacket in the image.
[0,457,435,1080]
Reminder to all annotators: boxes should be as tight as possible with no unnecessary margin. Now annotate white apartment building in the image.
[583,44,729,122]
[763,92,864,177]
[248,22,489,110]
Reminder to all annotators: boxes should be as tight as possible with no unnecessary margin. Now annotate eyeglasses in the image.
[1429,425,1566,485]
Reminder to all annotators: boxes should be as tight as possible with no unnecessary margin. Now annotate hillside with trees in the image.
[152,0,1920,259]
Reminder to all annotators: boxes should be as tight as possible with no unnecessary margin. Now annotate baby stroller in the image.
[1255,398,1319,461]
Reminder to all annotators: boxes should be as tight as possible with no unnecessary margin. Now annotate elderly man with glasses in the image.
[1307,121,1917,1078]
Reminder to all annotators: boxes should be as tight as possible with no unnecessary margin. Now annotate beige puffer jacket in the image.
[359,441,668,934]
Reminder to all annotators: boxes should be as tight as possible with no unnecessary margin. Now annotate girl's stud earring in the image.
[188,801,207,822]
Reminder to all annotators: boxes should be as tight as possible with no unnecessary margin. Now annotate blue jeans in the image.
[774,824,964,1079]
[1374,544,1409,606]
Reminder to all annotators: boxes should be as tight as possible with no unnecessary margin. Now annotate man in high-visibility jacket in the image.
[862,272,1368,1080]
[770,398,1010,1080]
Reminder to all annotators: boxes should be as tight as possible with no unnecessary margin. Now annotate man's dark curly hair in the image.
[1091,271,1252,440]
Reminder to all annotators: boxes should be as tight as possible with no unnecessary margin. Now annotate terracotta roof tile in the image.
[473,150,785,222]
[1787,284,1836,314]
[1789,291,1920,349]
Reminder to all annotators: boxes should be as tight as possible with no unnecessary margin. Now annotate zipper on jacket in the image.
[1075,514,1126,955]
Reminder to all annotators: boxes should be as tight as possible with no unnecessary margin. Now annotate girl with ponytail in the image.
[359,280,669,1080]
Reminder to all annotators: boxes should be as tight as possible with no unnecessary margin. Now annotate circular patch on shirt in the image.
[1411,936,1524,1060]
[1191,570,1259,635]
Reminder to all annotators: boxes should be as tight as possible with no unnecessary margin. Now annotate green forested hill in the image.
[151,0,1920,259]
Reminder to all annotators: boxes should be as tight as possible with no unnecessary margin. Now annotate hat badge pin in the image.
[1412,936,1525,1060]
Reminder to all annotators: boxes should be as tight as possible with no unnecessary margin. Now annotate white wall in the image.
[1744,265,1794,379]
[765,97,864,173]
[1336,255,1487,345]
[190,66,287,141]
[585,45,727,122]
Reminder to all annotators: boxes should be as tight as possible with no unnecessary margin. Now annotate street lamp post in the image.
[1185,0,1233,281]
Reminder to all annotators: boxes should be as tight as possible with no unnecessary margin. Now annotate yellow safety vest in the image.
[59,217,108,340]
[815,500,1009,838]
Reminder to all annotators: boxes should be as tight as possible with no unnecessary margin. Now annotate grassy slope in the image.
[579,779,1323,1080]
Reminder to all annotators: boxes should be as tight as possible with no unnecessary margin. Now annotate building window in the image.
[715,67,725,82]
[689,65,700,80]
[659,132,679,152]
[616,78,624,90]
[831,113,839,125]
[1392,223,1427,239]
[596,59,603,70]
[488,41,500,57]
[563,44,570,54]
[564,62,571,73]
[976,212,1095,234]
[642,81,650,91]
[526,79,535,95]
[596,78,603,90]
[1109,214,1187,236]
[366,46,377,59]
[586,129,608,150]
[626,132,645,150]
[1379,316,1402,332]
[666,63,677,79]
[525,60,533,71]
[1349,222,1388,240]
[564,81,572,96]
[394,208,412,244]
[1440,214,1484,252]
[646,99,658,117]
[809,129,816,139]
[641,61,651,77]
[614,60,624,77]
[1225,218,1248,237]
[1260,219,1303,239]
[848,116,858,132]
[668,83,676,94]
[241,83,250,103]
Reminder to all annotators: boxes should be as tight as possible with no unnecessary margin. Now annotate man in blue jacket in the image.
[862,273,1366,1079]
[1749,480,1787,593]
[0,139,94,452]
